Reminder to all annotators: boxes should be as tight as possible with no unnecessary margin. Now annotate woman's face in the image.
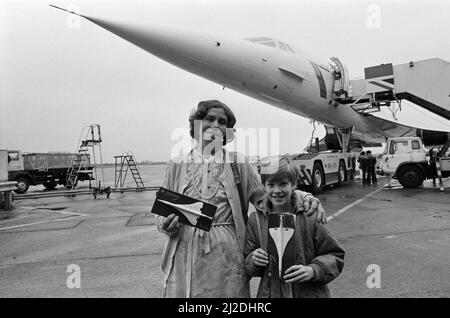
[201,107,228,143]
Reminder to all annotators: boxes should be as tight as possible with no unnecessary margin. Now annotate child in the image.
[244,157,345,298]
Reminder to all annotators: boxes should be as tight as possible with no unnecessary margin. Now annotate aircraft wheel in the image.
[311,162,325,194]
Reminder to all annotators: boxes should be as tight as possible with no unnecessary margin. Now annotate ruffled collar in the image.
[190,146,225,164]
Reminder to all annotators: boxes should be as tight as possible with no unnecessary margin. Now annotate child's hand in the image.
[283,265,315,283]
[251,248,269,267]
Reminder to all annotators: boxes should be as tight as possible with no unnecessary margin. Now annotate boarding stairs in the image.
[333,58,450,121]
[114,152,145,191]
[66,124,104,192]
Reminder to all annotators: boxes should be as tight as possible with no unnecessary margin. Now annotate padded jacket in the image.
[244,197,345,298]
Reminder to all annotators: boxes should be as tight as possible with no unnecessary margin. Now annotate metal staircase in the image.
[114,152,145,191]
[344,58,450,120]
[66,124,104,192]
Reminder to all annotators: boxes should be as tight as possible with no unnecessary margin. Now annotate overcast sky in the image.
[1,0,450,162]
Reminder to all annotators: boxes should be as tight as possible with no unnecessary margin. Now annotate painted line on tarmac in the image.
[0,207,87,231]
[20,206,88,217]
[327,183,389,222]
[0,217,80,231]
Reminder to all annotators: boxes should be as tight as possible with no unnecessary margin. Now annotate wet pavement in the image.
[0,176,449,297]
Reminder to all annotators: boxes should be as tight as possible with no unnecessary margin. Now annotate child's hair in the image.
[260,156,299,185]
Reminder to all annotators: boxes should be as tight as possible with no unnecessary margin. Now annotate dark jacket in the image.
[357,155,367,170]
[244,197,345,298]
[366,155,377,169]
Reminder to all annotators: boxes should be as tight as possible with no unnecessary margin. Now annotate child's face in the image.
[265,177,296,211]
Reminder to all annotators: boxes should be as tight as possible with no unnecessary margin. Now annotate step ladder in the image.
[114,152,145,191]
[67,124,104,192]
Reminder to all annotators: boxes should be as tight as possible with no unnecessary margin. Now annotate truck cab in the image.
[382,137,427,172]
[381,136,445,188]
[7,150,24,172]
[7,150,31,193]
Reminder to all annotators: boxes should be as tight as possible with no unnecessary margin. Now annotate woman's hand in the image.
[252,248,269,267]
[302,196,327,224]
[283,265,315,283]
[161,214,180,232]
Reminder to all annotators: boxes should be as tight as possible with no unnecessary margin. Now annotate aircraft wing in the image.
[361,113,449,145]
[356,114,419,142]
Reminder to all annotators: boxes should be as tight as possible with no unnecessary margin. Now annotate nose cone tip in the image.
[50,4,77,16]
[50,4,91,21]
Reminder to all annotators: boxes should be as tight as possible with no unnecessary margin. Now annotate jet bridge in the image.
[339,58,450,121]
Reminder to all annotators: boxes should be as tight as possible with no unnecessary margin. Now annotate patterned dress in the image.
[164,153,250,298]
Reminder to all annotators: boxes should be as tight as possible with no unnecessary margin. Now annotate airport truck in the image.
[380,135,450,188]
[290,151,355,194]
[257,126,358,194]
[258,143,356,194]
[258,151,355,194]
[7,150,94,194]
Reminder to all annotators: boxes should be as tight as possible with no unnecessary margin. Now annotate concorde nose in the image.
[51,5,216,74]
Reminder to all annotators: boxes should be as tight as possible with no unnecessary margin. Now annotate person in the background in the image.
[156,100,327,298]
[350,155,356,181]
[366,150,377,185]
[357,151,368,185]
[429,148,438,187]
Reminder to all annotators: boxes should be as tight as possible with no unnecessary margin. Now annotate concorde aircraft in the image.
[51,5,450,151]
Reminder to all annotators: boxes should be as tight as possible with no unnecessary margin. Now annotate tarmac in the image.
[0,176,449,298]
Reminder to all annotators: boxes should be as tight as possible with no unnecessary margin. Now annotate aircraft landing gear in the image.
[333,127,353,152]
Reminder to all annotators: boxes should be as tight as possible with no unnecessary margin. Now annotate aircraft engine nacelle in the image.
[418,129,449,147]
[322,126,381,151]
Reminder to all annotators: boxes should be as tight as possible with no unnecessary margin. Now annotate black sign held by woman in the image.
[151,187,217,231]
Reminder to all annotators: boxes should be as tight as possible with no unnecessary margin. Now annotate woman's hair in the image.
[189,100,237,144]
[261,156,299,185]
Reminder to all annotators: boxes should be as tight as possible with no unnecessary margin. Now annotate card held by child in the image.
[151,187,217,231]
[267,212,296,282]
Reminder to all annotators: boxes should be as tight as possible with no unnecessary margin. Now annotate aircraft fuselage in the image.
[51,9,395,142]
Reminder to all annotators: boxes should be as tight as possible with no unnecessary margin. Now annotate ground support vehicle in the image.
[7,150,94,194]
